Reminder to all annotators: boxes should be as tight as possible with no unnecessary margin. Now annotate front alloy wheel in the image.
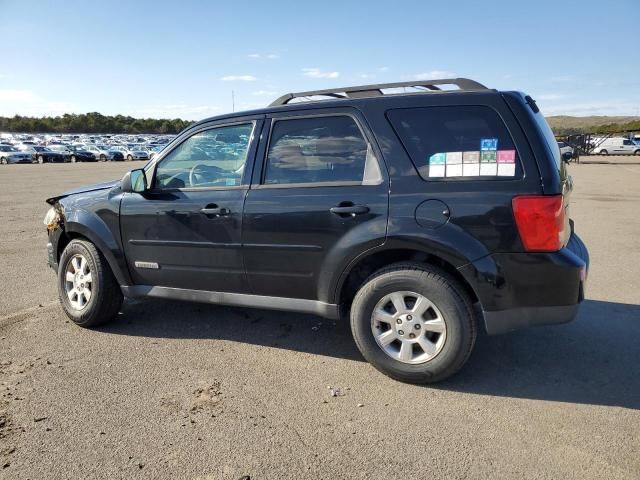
[64,254,93,310]
[58,239,123,327]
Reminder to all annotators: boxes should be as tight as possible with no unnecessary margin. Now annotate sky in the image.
[1,0,638,120]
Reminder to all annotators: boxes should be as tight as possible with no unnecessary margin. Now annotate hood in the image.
[46,179,120,205]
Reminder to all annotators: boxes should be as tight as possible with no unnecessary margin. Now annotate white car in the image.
[557,141,574,158]
[592,137,640,155]
[0,144,35,164]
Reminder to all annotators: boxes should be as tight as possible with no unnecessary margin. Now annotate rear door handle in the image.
[330,205,370,216]
[200,205,230,217]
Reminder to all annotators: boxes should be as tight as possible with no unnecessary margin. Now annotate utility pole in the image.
[232,90,235,112]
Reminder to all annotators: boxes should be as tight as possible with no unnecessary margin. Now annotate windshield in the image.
[0,145,19,152]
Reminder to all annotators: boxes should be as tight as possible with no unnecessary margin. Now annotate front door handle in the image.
[330,204,370,216]
[200,205,230,217]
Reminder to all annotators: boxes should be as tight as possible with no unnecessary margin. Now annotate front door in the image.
[242,111,389,301]
[120,119,262,292]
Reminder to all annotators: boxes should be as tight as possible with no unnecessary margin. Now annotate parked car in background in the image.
[85,145,117,161]
[149,144,165,159]
[557,141,574,158]
[592,137,640,155]
[126,146,150,161]
[0,144,34,164]
[67,145,97,162]
[32,146,68,163]
[105,148,125,161]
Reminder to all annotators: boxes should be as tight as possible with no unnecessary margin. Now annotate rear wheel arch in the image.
[336,247,479,312]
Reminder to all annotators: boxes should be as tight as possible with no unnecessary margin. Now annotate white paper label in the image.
[429,165,446,177]
[497,163,515,176]
[480,163,497,176]
[463,163,480,176]
[446,164,463,177]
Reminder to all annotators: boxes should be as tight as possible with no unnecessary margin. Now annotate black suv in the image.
[44,78,589,383]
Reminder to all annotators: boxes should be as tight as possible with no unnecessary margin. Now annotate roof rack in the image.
[269,77,488,107]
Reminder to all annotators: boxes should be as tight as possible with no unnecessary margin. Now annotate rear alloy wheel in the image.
[350,263,476,384]
[58,239,123,327]
[600,149,608,155]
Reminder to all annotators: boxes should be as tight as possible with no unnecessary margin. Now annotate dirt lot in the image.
[0,159,639,479]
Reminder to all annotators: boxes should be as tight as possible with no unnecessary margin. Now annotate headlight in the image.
[44,207,61,231]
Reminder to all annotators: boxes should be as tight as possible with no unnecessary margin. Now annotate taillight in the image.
[512,195,565,252]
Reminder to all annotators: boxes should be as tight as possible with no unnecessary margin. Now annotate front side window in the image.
[154,123,253,189]
[387,106,521,180]
[264,115,370,185]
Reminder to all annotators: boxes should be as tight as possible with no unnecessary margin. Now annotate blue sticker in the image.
[480,138,498,151]
[429,152,446,165]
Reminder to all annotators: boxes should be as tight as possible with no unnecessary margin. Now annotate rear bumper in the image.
[460,228,589,335]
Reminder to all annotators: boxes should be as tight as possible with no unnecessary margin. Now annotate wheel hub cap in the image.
[371,291,447,365]
[64,254,93,311]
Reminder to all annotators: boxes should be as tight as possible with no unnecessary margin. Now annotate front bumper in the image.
[461,229,589,335]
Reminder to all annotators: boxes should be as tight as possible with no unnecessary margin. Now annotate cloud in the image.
[220,75,257,81]
[251,90,278,96]
[538,100,640,116]
[247,53,279,59]
[409,70,456,80]
[0,89,77,116]
[302,68,340,79]
[378,66,389,72]
[537,93,564,101]
[134,103,222,120]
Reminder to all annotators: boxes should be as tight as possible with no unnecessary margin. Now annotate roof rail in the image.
[269,78,488,107]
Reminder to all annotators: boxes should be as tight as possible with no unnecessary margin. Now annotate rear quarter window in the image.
[387,106,523,181]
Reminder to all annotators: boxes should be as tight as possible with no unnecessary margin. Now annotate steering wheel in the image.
[188,163,225,187]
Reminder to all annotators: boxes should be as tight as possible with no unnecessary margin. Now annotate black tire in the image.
[350,262,476,384]
[0,157,7,165]
[600,149,608,155]
[58,239,123,327]
[127,154,133,161]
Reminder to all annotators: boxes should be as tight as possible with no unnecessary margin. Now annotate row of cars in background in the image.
[0,133,174,165]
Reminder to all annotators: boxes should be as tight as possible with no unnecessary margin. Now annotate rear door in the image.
[120,118,262,292]
[242,109,389,301]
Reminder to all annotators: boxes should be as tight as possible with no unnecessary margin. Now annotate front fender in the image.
[61,205,131,286]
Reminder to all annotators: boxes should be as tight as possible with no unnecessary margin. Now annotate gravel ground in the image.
[0,160,639,479]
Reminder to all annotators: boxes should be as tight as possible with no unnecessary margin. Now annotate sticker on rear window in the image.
[497,149,516,176]
[445,152,463,177]
[481,138,498,151]
[480,150,497,176]
[462,151,480,176]
[428,153,446,177]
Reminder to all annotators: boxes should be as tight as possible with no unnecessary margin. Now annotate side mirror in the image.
[562,151,572,163]
[121,169,147,193]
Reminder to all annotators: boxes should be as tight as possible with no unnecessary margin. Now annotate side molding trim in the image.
[120,285,340,319]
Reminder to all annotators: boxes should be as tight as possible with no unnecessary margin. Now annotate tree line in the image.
[0,112,194,134]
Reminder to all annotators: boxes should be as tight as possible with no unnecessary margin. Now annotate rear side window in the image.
[264,116,372,185]
[387,106,521,180]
